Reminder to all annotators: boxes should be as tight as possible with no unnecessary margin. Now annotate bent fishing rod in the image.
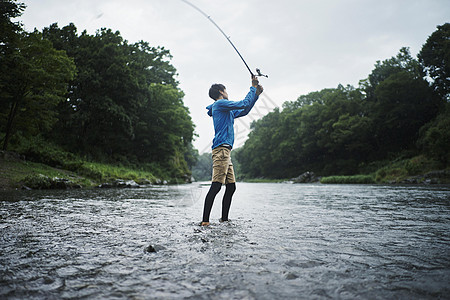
[180,0,268,78]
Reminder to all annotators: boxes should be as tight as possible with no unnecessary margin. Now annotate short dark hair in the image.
[209,83,226,100]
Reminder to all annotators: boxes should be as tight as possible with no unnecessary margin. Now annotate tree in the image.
[192,152,212,181]
[417,103,450,166]
[42,23,195,177]
[0,0,25,148]
[0,0,26,47]
[361,47,423,100]
[372,71,440,151]
[419,23,450,101]
[43,24,188,160]
[362,48,441,156]
[0,30,75,150]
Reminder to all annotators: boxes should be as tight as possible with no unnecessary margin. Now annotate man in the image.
[201,76,263,226]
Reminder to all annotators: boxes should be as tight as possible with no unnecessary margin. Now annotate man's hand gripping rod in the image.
[181,0,268,78]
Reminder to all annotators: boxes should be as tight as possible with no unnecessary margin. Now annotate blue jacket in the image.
[206,86,259,149]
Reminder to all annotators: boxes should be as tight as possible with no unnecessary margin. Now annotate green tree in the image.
[363,48,441,156]
[361,47,423,100]
[42,23,195,178]
[417,103,450,166]
[0,0,25,148]
[371,71,440,152]
[237,32,445,179]
[237,108,285,178]
[238,85,370,178]
[418,23,450,101]
[0,0,25,45]
[0,30,75,150]
[133,83,194,175]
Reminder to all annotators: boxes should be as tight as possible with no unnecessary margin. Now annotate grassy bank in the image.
[320,175,375,184]
[0,150,172,190]
[320,155,449,184]
[238,155,448,185]
[373,155,447,183]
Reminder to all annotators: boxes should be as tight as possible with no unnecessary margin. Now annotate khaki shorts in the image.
[212,146,235,184]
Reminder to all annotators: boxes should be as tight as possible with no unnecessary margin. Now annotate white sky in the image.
[19,0,450,153]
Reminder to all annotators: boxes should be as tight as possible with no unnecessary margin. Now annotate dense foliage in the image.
[236,24,449,179]
[0,1,195,178]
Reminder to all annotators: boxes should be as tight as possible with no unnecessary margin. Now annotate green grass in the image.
[0,153,162,189]
[320,175,375,184]
[0,158,91,189]
[374,155,440,183]
[78,162,158,183]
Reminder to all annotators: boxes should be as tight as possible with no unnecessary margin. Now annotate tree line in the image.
[235,24,450,179]
[0,0,196,178]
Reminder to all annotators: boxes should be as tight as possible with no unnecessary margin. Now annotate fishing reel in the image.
[255,68,268,78]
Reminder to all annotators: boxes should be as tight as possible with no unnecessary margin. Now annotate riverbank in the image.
[242,155,450,185]
[0,151,183,190]
[2,151,448,190]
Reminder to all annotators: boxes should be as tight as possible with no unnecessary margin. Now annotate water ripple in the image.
[0,183,449,299]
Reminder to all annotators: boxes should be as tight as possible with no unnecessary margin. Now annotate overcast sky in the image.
[19,0,449,153]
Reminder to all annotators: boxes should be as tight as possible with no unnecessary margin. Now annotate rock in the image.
[97,182,114,188]
[52,177,71,189]
[113,179,128,188]
[424,178,439,185]
[98,179,140,188]
[400,177,421,184]
[291,171,319,183]
[136,178,151,185]
[123,180,139,188]
[144,244,166,253]
[182,174,193,183]
[397,170,450,184]
[144,245,157,253]
[285,272,299,280]
[425,170,450,179]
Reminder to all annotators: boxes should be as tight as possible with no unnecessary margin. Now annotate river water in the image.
[0,183,449,299]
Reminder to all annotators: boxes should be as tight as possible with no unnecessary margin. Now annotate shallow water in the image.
[0,183,449,299]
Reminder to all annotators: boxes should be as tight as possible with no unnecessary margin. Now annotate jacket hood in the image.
[206,104,213,117]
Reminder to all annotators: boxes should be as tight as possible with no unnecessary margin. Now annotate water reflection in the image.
[0,183,449,299]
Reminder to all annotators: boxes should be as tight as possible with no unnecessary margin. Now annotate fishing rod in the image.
[180,0,268,78]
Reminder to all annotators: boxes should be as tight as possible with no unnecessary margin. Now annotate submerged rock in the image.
[285,272,299,280]
[144,244,166,253]
[144,245,157,253]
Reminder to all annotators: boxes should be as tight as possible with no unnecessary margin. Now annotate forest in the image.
[1,0,449,187]
[1,0,196,183]
[234,23,450,180]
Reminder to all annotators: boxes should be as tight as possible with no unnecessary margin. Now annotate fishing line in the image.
[180,0,268,78]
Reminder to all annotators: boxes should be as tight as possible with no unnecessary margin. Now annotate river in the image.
[1,183,449,299]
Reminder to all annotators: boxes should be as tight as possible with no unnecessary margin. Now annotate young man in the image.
[201,76,263,226]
